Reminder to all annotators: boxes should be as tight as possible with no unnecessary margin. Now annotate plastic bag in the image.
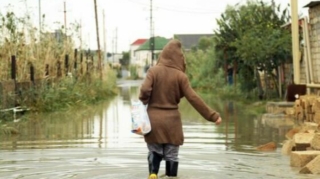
[130,100,151,135]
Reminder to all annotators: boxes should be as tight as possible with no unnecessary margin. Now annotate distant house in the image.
[130,39,147,65]
[43,29,71,45]
[135,36,170,66]
[105,53,123,67]
[134,36,170,77]
[174,34,214,51]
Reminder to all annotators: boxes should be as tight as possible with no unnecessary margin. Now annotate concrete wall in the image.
[300,50,307,84]
[130,45,140,65]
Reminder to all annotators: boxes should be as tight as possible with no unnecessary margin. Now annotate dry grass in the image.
[0,11,91,82]
[0,10,116,112]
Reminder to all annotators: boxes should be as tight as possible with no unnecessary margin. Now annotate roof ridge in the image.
[131,39,148,45]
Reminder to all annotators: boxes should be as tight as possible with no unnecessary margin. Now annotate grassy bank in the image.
[0,69,118,136]
[25,70,118,112]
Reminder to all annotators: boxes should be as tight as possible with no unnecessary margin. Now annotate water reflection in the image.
[0,81,318,179]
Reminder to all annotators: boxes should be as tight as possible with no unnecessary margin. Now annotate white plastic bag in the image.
[130,100,151,135]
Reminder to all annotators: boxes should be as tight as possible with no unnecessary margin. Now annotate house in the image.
[105,53,123,67]
[130,39,147,65]
[134,36,170,77]
[304,1,320,86]
[174,34,214,51]
[280,17,306,88]
[135,36,170,65]
[43,29,71,45]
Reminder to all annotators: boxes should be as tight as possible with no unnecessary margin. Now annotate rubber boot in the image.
[148,152,162,179]
[165,161,179,177]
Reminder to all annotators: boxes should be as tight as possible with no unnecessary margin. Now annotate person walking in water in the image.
[139,39,222,179]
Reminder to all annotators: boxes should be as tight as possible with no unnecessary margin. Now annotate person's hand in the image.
[215,117,222,125]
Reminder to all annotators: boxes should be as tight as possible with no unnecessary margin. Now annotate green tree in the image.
[214,0,291,99]
[120,51,130,67]
[198,36,213,51]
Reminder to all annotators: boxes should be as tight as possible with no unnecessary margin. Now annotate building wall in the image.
[135,50,162,67]
[309,5,320,83]
[134,50,162,78]
[130,45,140,65]
[135,51,150,66]
[105,53,122,65]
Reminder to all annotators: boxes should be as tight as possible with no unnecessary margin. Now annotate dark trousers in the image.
[147,143,179,162]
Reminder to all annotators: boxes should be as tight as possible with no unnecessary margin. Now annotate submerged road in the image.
[0,80,318,179]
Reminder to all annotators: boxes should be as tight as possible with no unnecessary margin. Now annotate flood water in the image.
[0,80,318,179]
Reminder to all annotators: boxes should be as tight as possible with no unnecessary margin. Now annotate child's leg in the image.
[147,144,164,178]
[163,144,179,177]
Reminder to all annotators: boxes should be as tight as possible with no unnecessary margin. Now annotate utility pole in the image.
[112,30,115,63]
[64,1,67,35]
[58,1,71,47]
[80,19,82,50]
[112,28,117,64]
[103,9,106,66]
[115,27,118,54]
[150,0,155,66]
[94,0,102,77]
[38,0,41,38]
[38,0,41,63]
[291,0,300,84]
[63,1,69,50]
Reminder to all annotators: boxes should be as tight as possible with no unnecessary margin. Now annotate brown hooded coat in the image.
[139,39,220,146]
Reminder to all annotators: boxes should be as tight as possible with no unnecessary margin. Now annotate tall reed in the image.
[0,8,117,112]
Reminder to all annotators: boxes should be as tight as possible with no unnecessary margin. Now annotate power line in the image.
[156,6,222,14]
[125,0,222,14]
[38,0,41,33]
[150,1,217,11]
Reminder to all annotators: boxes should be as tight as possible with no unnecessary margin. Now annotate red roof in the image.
[131,39,147,46]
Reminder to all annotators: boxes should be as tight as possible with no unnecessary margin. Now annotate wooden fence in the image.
[0,49,100,109]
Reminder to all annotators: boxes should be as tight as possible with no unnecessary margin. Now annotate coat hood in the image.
[157,39,186,72]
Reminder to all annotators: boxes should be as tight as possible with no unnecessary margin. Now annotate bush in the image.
[128,65,140,80]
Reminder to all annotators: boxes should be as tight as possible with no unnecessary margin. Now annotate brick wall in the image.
[309,5,320,83]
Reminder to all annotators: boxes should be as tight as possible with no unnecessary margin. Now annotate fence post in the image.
[65,54,69,76]
[86,49,90,73]
[57,61,62,78]
[45,64,49,77]
[86,58,89,72]
[91,55,94,73]
[74,49,78,70]
[11,55,16,80]
[30,63,35,84]
[11,55,17,107]
[80,52,83,75]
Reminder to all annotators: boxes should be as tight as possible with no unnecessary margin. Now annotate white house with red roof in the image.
[130,37,171,78]
[130,39,147,65]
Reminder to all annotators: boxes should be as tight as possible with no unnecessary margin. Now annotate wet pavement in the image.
[0,80,319,179]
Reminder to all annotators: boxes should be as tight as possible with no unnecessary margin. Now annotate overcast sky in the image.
[0,0,310,52]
